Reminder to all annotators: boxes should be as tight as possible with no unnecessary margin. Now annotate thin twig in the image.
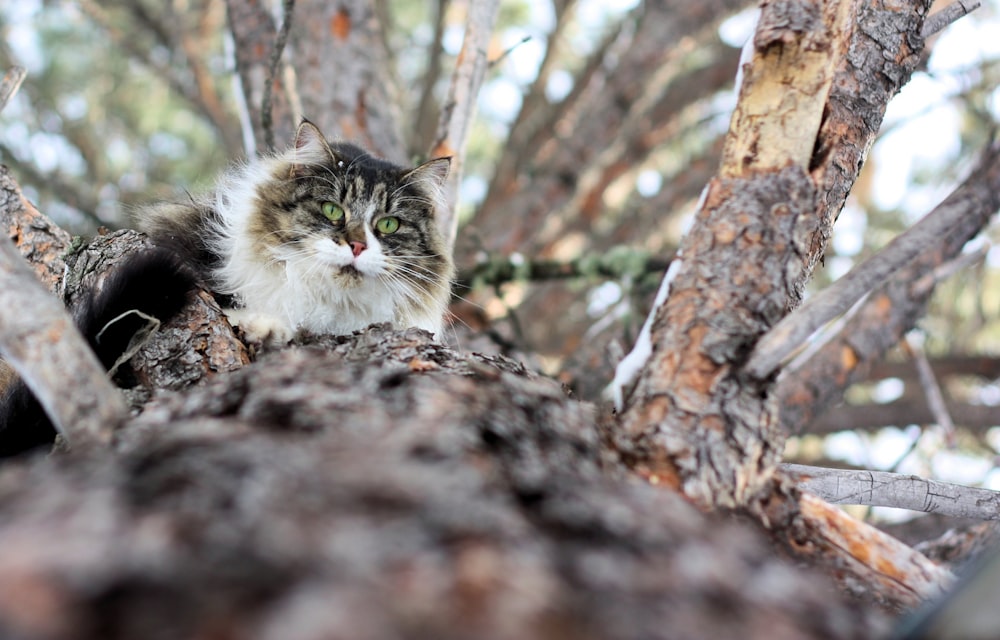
[921,0,980,38]
[262,0,296,153]
[488,35,531,69]
[783,463,1000,521]
[903,331,957,445]
[0,66,26,115]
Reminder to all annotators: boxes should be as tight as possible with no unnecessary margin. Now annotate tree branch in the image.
[0,143,105,229]
[410,0,452,157]
[0,66,25,115]
[745,162,998,380]
[617,0,861,509]
[0,169,122,450]
[903,332,956,442]
[429,0,501,249]
[921,0,980,38]
[262,0,296,152]
[778,138,1000,436]
[224,0,295,154]
[748,475,954,611]
[798,399,1000,436]
[783,463,1000,521]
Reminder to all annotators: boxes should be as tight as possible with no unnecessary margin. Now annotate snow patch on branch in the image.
[610,256,682,412]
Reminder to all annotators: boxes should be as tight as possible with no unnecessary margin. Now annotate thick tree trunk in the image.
[0,323,884,640]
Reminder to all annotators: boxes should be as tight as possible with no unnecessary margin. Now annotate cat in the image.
[139,119,455,342]
[0,121,454,456]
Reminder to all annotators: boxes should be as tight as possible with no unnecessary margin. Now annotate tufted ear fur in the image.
[401,157,451,217]
[290,119,338,178]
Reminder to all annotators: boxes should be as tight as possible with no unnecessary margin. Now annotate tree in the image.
[0,0,999,637]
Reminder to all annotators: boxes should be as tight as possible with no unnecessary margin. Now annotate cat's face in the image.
[248,123,453,307]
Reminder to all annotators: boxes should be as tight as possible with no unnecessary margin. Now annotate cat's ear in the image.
[402,157,451,216]
[290,119,336,178]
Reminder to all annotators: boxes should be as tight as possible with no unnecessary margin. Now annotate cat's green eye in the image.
[376,216,400,234]
[321,201,345,223]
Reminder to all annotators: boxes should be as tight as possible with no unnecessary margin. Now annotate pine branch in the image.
[783,464,1000,521]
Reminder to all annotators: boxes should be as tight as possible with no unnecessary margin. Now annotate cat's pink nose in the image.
[350,241,366,257]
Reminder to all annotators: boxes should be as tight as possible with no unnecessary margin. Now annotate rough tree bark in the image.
[612,0,995,611]
[0,186,885,636]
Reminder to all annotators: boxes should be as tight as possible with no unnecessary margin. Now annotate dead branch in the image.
[903,333,955,442]
[921,0,980,37]
[783,464,1000,521]
[429,0,501,248]
[868,355,1000,384]
[748,475,954,612]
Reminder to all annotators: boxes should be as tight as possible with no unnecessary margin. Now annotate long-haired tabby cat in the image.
[142,119,455,340]
[0,121,454,456]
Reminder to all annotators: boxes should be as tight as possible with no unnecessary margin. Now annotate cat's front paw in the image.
[224,309,294,347]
